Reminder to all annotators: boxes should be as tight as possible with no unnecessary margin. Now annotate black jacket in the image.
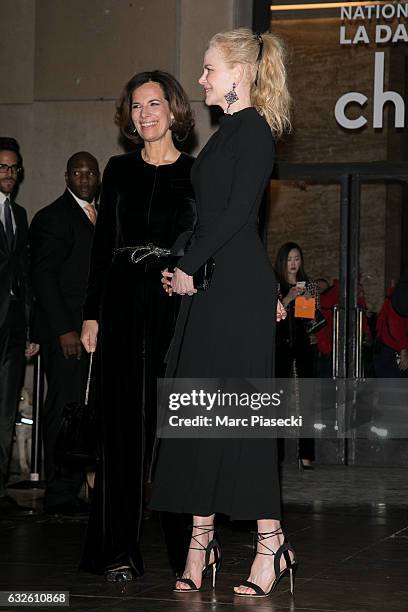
[29,190,95,343]
[0,199,30,329]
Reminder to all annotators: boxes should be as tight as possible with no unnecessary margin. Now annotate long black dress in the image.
[79,150,195,576]
[151,108,282,521]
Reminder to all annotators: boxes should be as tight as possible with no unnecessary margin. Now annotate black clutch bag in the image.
[194,258,216,291]
[168,256,215,291]
[304,309,327,335]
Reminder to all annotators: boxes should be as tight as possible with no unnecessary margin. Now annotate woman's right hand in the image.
[81,320,99,353]
[284,285,304,306]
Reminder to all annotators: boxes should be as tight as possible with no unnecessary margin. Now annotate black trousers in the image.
[41,340,88,506]
[0,300,26,496]
[276,345,316,462]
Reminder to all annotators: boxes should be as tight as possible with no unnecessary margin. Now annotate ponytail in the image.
[209,28,292,139]
[252,33,292,138]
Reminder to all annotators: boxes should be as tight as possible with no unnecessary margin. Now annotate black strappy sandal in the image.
[174,524,221,592]
[234,528,297,598]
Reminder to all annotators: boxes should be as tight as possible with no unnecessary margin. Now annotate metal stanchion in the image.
[332,305,339,378]
[9,352,45,489]
[355,306,364,379]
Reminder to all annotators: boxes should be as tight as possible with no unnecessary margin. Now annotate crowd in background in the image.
[0,137,99,517]
[1,133,407,522]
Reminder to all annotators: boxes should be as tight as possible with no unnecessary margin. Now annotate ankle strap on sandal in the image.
[189,524,215,551]
[251,528,283,554]
[251,528,294,577]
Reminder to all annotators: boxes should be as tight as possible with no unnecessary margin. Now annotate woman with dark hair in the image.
[274,242,316,469]
[79,70,196,581]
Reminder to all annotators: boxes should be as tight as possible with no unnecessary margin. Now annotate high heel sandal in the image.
[234,528,297,598]
[174,524,221,593]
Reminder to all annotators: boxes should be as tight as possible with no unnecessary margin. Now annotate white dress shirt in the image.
[0,190,16,233]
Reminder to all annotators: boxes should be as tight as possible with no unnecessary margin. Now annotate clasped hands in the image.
[161,268,197,297]
[161,268,287,322]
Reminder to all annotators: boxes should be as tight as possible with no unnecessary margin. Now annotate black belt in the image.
[114,243,172,264]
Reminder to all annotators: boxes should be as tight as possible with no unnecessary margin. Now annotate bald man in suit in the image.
[30,152,100,517]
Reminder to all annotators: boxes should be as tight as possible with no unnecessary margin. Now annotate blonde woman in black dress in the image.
[151,29,296,598]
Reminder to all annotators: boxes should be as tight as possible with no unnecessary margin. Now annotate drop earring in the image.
[224,82,239,113]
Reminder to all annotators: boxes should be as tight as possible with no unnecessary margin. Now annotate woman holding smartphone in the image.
[274,241,316,469]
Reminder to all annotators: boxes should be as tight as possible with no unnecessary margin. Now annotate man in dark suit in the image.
[0,137,38,516]
[30,151,100,516]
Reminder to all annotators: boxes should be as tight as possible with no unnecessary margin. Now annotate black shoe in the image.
[104,566,134,583]
[45,499,90,518]
[0,495,35,516]
[298,459,314,471]
[75,497,91,513]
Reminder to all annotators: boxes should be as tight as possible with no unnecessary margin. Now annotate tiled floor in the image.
[1,466,407,611]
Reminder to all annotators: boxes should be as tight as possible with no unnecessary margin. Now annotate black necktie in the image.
[4,197,14,250]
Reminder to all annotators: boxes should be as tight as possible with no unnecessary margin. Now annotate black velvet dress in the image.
[79,150,195,576]
[151,108,282,521]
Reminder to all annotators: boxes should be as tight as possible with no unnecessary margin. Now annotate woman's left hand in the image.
[161,269,174,295]
[25,342,40,358]
[276,299,287,322]
[171,268,197,296]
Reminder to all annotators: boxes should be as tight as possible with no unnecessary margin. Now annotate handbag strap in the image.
[315,281,320,310]
[306,280,320,312]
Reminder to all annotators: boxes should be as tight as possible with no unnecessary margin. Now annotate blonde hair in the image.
[209,28,292,139]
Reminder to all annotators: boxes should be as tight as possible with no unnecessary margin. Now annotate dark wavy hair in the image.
[274,241,308,293]
[0,136,22,166]
[115,70,194,144]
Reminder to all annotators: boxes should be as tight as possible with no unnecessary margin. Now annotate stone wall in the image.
[0,0,249,218]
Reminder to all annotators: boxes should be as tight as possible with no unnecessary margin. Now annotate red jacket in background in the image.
[376,288,408,352]
[315,280,369,355]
